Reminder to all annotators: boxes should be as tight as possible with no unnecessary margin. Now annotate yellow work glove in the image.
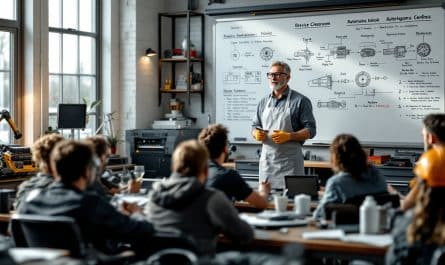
[253,129,267,142]
[271,130,291,144]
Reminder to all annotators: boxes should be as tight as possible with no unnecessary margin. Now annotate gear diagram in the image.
[260,47,273,61]
[355,71,371,87]
[416,42,431,57]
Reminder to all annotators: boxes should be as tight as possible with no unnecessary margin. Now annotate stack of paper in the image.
[302,229,345,240]
[342,234,393,247]
[302,229,393,247]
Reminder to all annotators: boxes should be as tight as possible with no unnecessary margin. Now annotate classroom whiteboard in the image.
[215,7,445,146]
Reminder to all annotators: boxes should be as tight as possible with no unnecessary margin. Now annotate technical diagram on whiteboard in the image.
[244,71,261,84]
[260,47,274,61]
[417,42,431,57]
[231,49,240,61]
[294,48,314,64]
[223,72,241,84]
[329,44,350,59]
[381,42,417,60]
[383,46,407,58]
[317,100,346,109]
[223,71,261,84]
[294,39,314,64]
[355,71,371,87]
[308,75,333,89]
[359,42,376,57]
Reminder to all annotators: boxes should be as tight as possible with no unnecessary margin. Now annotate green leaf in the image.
[90,100,101,109]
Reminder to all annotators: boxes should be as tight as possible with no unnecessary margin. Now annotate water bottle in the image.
[359,196,379,234]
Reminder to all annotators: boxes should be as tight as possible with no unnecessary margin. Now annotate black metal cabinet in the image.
[125,129,201,178]
[375,165,413,195]
[235,159,414,195]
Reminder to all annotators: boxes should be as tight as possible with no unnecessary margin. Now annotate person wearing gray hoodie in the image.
[145,140,254,256]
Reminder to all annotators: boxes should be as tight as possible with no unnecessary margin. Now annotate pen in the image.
[264,176,269,183]
[256,127,269,133]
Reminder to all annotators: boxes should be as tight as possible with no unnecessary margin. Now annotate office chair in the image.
[324,203,359,224]
[10,214,134,264]
[430,246,445,265]
[146,248,198,265]
[146,231,199,256]
[11,214,86,258]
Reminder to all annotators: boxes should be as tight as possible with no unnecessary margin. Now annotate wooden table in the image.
[234,201,318,213]
[220,224,388,264]
[0,213,10,222]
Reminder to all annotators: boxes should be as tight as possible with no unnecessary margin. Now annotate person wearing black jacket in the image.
[17,140,154,255]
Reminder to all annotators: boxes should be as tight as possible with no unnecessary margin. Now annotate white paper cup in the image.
[273,195,288,212]
[294,194,311,216]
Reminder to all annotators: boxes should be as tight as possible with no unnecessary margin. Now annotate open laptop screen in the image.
[284,175,319,200]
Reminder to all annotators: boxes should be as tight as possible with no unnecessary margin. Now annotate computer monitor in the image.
[57,104,87,129]
[284,175,319,200]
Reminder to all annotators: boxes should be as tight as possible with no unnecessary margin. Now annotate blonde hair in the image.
[172,140,208,177]
[32,134,64,173]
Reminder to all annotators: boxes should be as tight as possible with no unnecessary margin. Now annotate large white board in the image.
[215,7,445,146]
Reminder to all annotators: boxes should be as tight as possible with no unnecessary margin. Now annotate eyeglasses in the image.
[266,72,288,79]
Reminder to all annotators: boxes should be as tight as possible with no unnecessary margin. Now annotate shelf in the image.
[160,89,204,93]
[158,11,205,113]
[160,58,204,62]
[159,11,203,18]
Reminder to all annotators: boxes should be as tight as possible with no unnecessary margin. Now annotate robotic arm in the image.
[0,110,22,139]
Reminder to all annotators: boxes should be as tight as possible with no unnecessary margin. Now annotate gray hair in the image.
[270,61,291,74]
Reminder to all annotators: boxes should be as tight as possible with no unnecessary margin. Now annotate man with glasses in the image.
[252,61,316,190]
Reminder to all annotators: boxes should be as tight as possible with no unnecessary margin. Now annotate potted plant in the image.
[106,134,122,155]
[82,97,101,124]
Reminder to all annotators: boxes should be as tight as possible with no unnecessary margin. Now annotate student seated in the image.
[198,124,270,209]
[145,140,254,255]
[84,135,116,201]
[313,134,387,219]
[386,146,445,265]
[14,133,64,210]
[17,140,154,254]
[396,113,445,211]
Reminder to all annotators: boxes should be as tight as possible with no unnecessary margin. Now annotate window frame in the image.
[48,0,101,137]
[0,0,21,144]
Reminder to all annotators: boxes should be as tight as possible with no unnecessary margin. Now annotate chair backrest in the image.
[147,231,199,256]
[431,246,445,265]
[146,248,198,265]
[324,203,359,224]
[345,192,400,208]
[11,214,87,258]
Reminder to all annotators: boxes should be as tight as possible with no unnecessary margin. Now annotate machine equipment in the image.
[126,128,201,178]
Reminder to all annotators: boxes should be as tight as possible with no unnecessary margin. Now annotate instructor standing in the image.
[252,61,316,189]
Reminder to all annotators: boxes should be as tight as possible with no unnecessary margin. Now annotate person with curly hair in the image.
[18,140,154,255]
[313,134,387,219]
[386,146,445,265]
[13,133,64,209]
[198,124,270,209]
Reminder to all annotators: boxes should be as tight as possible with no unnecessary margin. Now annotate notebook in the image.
[284,175,319,201]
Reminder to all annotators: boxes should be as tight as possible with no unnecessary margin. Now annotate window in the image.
[0,0,19,143]
[48,0,99,138]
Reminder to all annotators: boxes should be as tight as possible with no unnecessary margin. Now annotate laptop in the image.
[284,175,319,201]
